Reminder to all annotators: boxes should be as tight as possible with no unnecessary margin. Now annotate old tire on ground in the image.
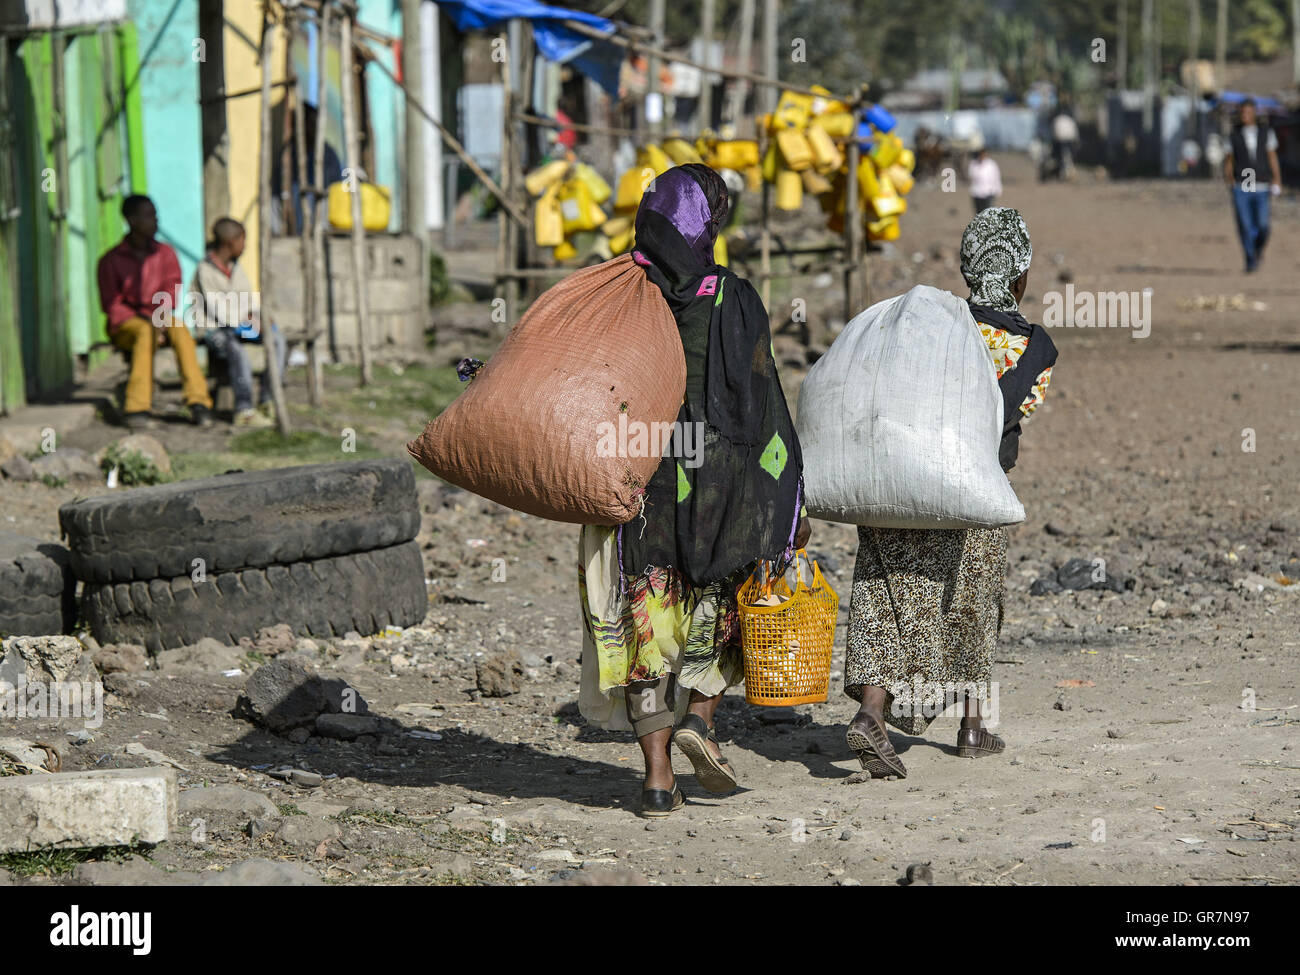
[81,539,427,653]
[0,531,76,637]
[59,458,420,583]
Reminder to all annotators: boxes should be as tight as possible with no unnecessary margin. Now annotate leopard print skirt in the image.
[844,526,1007,735]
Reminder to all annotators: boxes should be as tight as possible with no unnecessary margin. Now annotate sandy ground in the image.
[3,156,1298,886]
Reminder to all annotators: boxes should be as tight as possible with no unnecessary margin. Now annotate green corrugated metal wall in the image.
[0,23,144,413]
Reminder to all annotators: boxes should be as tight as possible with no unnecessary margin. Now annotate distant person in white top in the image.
[1051,111,1079,177]
[1224,99,1282,272]
[968,147,1002,214]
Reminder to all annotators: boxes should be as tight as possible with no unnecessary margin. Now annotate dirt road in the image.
[3,156,1297,886]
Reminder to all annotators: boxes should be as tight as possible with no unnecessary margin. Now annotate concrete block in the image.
[0,767,177,852]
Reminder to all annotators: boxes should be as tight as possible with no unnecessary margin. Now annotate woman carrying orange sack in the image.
[577,164,810,818]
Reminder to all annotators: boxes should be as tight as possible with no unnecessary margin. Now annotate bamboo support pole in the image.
[289,7,323,405]
[258,3,292,433]
[340,8,373,385]
[310,1,330,385]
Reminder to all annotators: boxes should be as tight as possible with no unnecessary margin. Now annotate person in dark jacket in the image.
[1224,99,1282,272]
[843,207,1057,779]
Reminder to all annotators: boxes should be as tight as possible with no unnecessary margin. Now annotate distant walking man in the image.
[1224,99,1282,272]
[97,195,213,428]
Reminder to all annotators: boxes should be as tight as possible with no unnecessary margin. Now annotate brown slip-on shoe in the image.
[672,713,738,794]
[956,726,1005,758]
[846,713,908,779]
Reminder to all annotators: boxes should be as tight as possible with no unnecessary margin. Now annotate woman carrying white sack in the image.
[843,207,1058,778]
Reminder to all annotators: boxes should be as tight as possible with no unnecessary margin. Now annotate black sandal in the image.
[846,712,908,779]
[638,780,685,818]
[672,713,738,794]
[956,726,1005,758]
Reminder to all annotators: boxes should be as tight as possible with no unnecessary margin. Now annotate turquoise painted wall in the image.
[358,0,403,230]
[127,0,205,293]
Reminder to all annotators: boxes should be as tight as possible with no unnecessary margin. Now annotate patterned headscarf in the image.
[960,206,1033,312]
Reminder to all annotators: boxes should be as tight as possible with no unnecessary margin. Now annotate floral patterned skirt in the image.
[577,525,747,732]
[844,526,1007,735]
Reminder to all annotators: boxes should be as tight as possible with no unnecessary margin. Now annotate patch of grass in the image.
[339,808,424,829]
[0,843,152,878]
[167,360,461,482]
[40,474,67,489]
[429,251,452,307]
[278,803,306,817]
[430,871,478,886]
[100,444,169,486]
[170,435,383,481]
[332,363,464,425]
[228,428,360,457]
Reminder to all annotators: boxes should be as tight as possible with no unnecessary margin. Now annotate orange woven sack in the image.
[738,550,839,706]
[406,253,685,524]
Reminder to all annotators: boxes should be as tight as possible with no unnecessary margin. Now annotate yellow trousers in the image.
[111,316,213,415]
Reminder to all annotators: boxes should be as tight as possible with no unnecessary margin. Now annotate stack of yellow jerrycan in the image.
[606,138,740,265]
[759,85,853,211]
[758,89,917,243]
[525,153,613,262]
[526,133,764,267]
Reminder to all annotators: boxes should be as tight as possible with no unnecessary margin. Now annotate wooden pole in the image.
[517,21,537,306]
[730,0,756,132]
[648,0,665,136]
[496,28,515,324]
[1141,0,1154,132]
[421,1,445,231]
[280,37,297,235]
[843,133,862,331]
[699,0,715,130]
[340,7,373,385]
[1118,0,1128,90]
[760,161,772,310]
[1293,0,1300,86]
[402,0,425,241]
[310,1,330,393]
[1188,0,1201,160]
[259,2,292,434]
[290,7,321,407]
[1214,0,1227,92]
[761,0,778,117]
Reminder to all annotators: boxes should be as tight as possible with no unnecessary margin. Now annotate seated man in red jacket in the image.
[96,195,213,429]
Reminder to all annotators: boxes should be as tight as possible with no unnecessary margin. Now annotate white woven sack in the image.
[796,285,1025,529]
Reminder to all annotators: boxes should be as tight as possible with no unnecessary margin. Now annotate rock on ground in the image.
[476,650,524,697]
[178,785,281,820]
[237,657,368,733]
[1,635,97,685]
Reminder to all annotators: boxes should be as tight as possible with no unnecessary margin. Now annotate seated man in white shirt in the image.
[191,218,288,426]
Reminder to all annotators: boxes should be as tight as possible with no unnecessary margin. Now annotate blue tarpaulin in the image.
[1215,90,1285,113]
[435,0,623,94]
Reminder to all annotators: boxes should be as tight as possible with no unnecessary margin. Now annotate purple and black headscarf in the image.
[633,163,730,281]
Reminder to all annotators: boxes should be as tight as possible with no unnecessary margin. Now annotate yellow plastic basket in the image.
[738,549,839,706]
